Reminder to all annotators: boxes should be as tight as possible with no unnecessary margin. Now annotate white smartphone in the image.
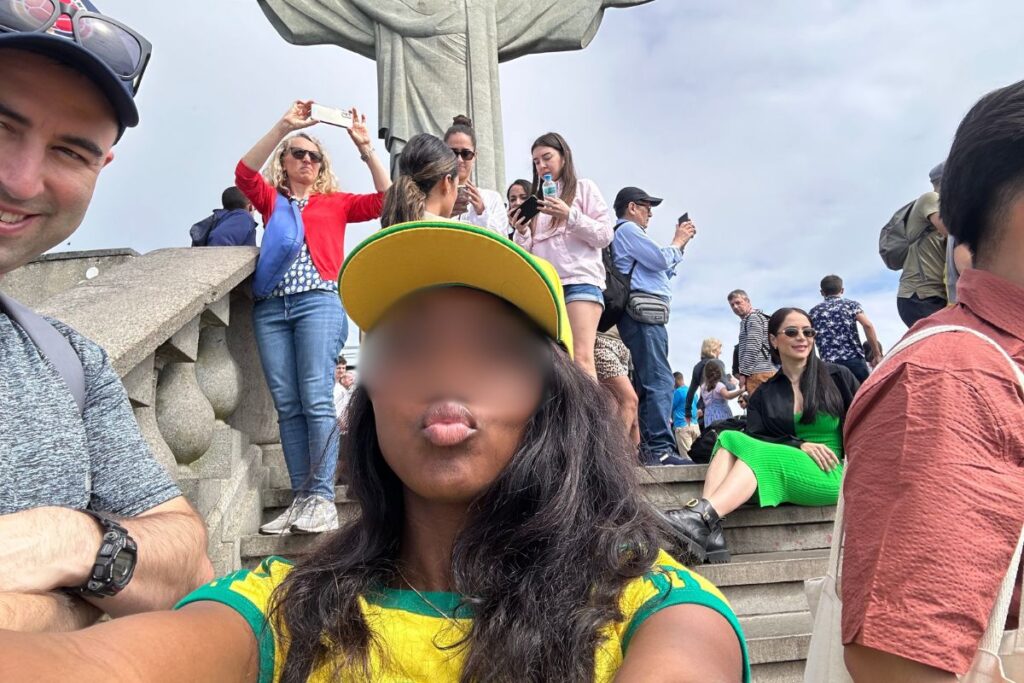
[310,103,353,129]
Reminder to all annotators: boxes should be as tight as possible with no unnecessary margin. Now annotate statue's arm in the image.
[497,0,653,61]
[257,0,375,58]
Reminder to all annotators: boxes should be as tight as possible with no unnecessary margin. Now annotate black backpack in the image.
[189,213,219,247]
[687,416,747,464]
[598,221,635,332]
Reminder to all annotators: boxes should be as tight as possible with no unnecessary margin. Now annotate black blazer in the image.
[745,363,860,449]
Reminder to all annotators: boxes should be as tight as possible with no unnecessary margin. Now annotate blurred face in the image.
[770,312,816,364]
[507,183,529,210]
[282,136,322,189]
[335,364,347,383]
[362,288,547,505]
[729,295,752,318]
[532,145,564,182]
[447,132,475,184]
[628,201,652,229]
[341,371,355,389]
[0,50,117,276]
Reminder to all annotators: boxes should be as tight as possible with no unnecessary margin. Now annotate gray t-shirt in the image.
[0,312,181,516]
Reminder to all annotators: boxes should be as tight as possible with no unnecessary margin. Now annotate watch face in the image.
[113,552,134,583]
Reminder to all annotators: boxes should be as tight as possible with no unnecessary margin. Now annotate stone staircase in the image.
[247,445,833,682]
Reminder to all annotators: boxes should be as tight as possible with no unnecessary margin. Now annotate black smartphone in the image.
[516,195,541,222]
[680,212,690,223]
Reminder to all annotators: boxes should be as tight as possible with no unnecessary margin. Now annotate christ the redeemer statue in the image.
[257,0,653,191]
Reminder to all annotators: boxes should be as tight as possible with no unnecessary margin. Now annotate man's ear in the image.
[102,150,115,169]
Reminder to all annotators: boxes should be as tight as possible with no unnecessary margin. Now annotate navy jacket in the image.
[208,209,257,247]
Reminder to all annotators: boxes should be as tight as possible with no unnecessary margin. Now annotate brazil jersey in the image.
[175,549,751,682]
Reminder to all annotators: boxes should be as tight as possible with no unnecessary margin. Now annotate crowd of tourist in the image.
[2,3,1023,683]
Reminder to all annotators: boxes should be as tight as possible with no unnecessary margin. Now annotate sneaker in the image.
[642,451,694,467]
[259,494,310,535]
[290,495,340,534]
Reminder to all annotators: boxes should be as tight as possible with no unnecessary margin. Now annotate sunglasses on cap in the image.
[0,1,152,93]
[289,148,323,164]
[450,147,476,161]
[781,327,817,339]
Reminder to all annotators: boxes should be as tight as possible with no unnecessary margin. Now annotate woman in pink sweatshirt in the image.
[511,132,614,377]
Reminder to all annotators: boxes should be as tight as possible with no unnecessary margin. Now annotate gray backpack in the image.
[0,292,85,415]
[878,200,930,271]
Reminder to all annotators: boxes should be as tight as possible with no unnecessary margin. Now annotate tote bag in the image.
[803,324,1024,683]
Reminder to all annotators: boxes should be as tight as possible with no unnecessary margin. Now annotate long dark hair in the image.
[530,132,579,207]
[381,133,458,228]
[269,341,664,682]
[769,307,844,424]
[702,360,724,392]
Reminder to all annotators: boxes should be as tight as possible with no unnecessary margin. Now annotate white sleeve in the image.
[465,189,510,236]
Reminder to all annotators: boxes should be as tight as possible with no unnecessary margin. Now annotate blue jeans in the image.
[618,313,677,457]
[253,290,348,499]
[835,357,870,384]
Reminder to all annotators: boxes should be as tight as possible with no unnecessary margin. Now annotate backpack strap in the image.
[611,219,638,278]
[0,292,86,415]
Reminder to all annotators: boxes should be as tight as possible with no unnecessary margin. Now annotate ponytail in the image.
[381,175,427,229]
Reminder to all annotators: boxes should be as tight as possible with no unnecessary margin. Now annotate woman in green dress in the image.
[667,307,860,565]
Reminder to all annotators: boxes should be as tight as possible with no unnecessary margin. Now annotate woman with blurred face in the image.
[0,224,751,683]
[510,132,614,378]
[444,115,508,235]
[666,308,860,565]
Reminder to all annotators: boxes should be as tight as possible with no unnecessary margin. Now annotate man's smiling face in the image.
[0,49,118,275]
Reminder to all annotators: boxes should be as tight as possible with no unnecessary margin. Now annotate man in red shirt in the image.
[842,80,1024,680]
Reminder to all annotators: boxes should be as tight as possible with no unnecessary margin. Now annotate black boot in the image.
[662,498,730,565]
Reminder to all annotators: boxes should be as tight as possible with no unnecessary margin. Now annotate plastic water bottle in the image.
[542,173,557,198]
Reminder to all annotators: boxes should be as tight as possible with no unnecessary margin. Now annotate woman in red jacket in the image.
[236,100,391,536]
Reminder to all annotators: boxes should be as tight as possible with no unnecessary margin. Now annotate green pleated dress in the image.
[712,412,842,507]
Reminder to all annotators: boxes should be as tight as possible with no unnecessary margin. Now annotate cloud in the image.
[77,0,1024,372]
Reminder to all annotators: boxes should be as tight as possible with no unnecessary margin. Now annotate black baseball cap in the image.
[613,187,663,215]
[0,1,150,134]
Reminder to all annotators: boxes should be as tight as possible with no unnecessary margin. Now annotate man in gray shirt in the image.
[0,6,212,631]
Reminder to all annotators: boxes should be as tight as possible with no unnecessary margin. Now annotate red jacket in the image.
[235,160,384,282]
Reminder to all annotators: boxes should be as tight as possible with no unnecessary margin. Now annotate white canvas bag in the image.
[803,325,1024,683]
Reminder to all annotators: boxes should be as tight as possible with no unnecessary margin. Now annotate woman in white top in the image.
[446,115,509,235]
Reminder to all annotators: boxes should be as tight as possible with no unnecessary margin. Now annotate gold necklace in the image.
[394,565,467,632]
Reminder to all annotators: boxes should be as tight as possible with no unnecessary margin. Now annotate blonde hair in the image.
[263,133,339,196]
[700,337,722,359]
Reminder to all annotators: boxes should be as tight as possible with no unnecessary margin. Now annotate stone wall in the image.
[3,249,139,308]
[37,247,275,574]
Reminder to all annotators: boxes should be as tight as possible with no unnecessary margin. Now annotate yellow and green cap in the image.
[339,221,573,357]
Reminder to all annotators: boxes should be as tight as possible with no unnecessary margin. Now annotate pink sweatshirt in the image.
[513,178,614,288]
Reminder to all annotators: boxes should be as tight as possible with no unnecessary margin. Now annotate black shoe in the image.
[662,498,730,565]
[642,451,694,467]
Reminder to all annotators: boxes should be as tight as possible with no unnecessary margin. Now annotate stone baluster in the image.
[121,352,178,479]
[155,317,216,464]
[195,295,242,421]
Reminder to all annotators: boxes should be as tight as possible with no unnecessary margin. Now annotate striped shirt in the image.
[738,309,775,375]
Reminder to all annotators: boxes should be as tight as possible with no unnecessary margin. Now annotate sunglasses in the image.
[781,327,817,339]
[450,148,476,161]
[289,148,323,164]
[0,1,152,93]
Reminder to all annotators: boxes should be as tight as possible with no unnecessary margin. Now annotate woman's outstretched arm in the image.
[0,602,258,683]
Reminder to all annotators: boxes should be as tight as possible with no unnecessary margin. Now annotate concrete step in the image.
[700,550,828,618]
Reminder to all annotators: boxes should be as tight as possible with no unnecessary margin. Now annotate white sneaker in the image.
[290,495,339,534]
[259,495,310,535]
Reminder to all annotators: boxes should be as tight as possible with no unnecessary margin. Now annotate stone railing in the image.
[38,247,275,574]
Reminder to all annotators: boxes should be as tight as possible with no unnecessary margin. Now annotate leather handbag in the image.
[803,324,1024,683]
[626,292,670,325]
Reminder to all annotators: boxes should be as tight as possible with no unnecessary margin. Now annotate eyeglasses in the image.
[450,148,476,161]
[0,1,152,93]
[633,202,653,213]
[781,327,817,339]
[289,148,323,164]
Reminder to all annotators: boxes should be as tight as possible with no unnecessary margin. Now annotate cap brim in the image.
[340,221,573,357]
[0,33,138,128]
[647,196,664,206]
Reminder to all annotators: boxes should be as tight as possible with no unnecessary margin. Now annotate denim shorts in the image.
[562,283,605,307]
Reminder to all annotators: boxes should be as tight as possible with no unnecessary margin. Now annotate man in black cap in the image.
[611,187,697,465]
[0,2,213,631]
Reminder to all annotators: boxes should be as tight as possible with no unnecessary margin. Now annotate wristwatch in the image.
[74,510,138,598]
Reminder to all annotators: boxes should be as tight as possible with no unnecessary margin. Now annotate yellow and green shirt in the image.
[175,550,750,682]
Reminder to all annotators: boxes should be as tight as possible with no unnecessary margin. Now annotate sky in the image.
[70,0,1024,375]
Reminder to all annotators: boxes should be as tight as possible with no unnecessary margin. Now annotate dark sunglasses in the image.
[450,147,476,161]
[781,327,817,339]
[0,1,152,93]
[289,148,323,164]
